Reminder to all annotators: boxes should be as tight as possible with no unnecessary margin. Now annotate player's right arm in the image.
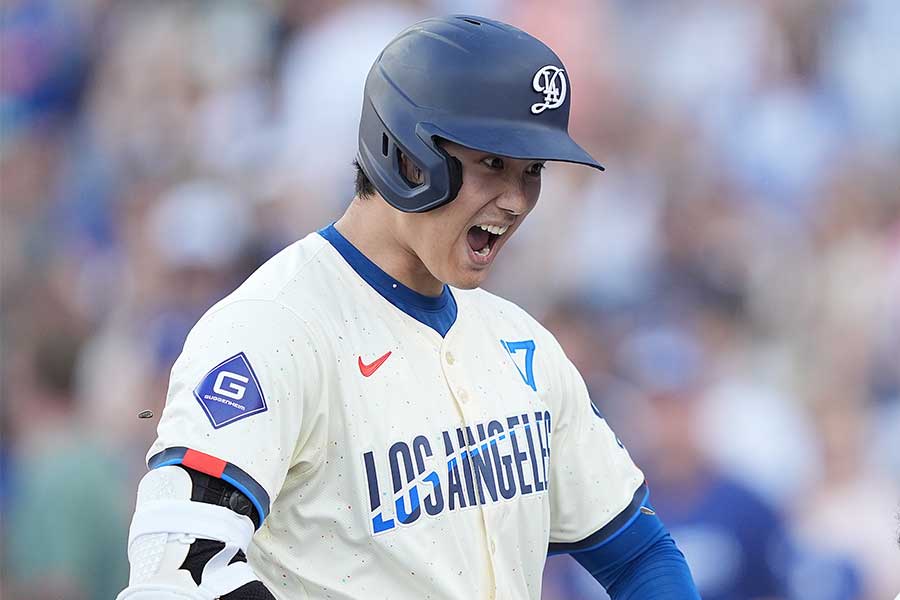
[116,464,273,600]
[118,299,325,600]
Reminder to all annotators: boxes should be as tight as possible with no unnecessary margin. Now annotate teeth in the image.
[474,245,491,256]
[477,224,509,236]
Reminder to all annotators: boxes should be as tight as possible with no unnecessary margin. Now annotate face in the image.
[393,141,544,290]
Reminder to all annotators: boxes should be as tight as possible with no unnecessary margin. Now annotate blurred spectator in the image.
[792,397,900,599]
[75,178,258,449]
[3,330,129,600]
[616,325,793,600]
[275,0,428,218]
[824,0,900,151]
[0,0,90,144]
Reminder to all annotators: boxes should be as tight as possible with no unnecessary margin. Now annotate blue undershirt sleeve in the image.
[569,500,700,599]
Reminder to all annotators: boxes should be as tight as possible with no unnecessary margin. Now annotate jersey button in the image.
[490,539,497,555]
[458,389,469,402]
[445,351,455,365]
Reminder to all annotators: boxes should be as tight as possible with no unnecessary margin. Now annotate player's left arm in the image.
[542,336,699,599]
[564,498,698,599]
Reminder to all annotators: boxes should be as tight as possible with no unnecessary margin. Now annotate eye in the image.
[481,156,505,170]
[527,162,546,177]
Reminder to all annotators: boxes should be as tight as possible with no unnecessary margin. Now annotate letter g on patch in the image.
[194,352,268,428]
[213,371,249,400]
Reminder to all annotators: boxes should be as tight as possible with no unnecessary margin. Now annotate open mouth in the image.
[466,223,510,261]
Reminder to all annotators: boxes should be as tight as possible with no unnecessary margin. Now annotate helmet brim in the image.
[419,118,605,171]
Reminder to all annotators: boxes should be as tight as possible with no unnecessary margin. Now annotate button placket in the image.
[441,344,472,409]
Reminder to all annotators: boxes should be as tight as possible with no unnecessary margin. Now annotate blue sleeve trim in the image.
[568,492,700,599]
[147,447,271,529]
[576,530,700,599]
[548,482,648,556]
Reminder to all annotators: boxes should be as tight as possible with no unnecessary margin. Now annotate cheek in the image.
[408,218,459,265]
[430,194,483,244]
[526,180,541,210]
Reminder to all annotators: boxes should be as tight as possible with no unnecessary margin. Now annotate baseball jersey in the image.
[147,224,645,600]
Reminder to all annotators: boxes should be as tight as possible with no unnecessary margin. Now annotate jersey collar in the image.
[318,224,457,337]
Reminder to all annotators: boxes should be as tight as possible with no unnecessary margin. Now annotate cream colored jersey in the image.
[148,225,645,600]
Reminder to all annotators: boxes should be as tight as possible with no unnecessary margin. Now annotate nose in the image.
[494,181,531,216]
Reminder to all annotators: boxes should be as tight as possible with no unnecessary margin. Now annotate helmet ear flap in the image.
[448,156,463,202]
[436,145,463,205]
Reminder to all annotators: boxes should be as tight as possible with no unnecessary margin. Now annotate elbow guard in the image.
[117,465,275,600]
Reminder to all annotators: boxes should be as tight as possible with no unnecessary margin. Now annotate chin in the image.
[448,268,489,290]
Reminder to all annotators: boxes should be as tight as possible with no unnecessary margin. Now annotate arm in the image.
[118,300,324,599]
[117,465,276,600]
[568,499,699,599]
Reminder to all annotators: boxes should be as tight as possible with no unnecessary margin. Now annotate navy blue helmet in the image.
[357,15,604,213]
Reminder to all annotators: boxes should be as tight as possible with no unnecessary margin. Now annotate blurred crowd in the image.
[1,0,898,599]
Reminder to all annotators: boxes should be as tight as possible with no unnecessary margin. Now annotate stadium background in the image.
[2,0,899,598]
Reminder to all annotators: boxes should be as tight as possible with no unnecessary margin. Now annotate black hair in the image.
[353,159,376,199]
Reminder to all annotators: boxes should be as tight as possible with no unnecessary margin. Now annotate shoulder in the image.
[453,286,538,327]
[194,231,352,331]
[182,232,343,354]
[454,287,565,355]
[222,231,331,307]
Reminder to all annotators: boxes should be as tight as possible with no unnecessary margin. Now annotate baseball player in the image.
[118,15,699,600]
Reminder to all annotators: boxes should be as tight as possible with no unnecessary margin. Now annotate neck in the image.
[333,199,444,297]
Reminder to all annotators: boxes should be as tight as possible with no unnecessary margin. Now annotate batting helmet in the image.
[357,15,604,213]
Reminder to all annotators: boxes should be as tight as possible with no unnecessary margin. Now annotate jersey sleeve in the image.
[146,299,324,526]
[545,341,646,554]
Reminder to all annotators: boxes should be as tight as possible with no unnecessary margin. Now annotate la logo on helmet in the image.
[530,65,567,114]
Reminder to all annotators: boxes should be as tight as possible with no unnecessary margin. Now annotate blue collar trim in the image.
[318,224,457,337]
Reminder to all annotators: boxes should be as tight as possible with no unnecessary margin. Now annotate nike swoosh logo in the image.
[358,351,392,377]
